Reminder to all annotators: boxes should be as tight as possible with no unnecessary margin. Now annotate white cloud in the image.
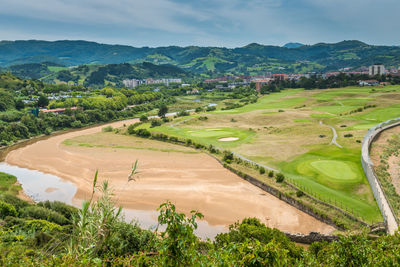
[0,0,399,46]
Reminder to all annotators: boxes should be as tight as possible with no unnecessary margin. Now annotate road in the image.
[320,121,342,148]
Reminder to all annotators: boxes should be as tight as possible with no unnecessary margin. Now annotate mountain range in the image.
[1,40,400,79]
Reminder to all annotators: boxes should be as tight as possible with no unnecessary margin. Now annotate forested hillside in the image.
[1,40,400,76]
[2,62,191,87]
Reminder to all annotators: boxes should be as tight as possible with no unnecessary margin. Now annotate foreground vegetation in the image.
[0,172,399,266]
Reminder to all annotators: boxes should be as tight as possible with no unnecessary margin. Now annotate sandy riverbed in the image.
[6,119,334,234]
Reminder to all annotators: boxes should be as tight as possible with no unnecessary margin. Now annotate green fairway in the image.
[143,86,400,223]
[149,125,256,149]
[214,89,305,114]
[281,146,381,222]
[309,160,358,182]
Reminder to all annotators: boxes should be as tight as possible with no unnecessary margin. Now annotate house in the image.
[40,107,79,115]
[359,80,379,86]
[380,82,391,86]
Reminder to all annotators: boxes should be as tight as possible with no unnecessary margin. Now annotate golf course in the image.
[140,85,400,223]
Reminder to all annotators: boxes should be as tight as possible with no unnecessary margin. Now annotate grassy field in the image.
[0,172,20,196]
[139,85,400,223]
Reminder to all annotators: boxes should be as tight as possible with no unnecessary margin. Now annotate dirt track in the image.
[6,119,334,234]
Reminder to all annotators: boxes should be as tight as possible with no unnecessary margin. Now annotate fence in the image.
[361,117,400,234]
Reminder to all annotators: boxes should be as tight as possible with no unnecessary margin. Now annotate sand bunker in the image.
[6,118,334,234]
[218,137,239,141]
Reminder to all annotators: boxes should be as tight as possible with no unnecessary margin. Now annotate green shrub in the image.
[223,151,234,162]
[44,127,52,135]
[150,118,162,128]
[275,173,285,183]
[195,107,203,112]
[20,206,69,225]
[259,167,266,174]
[127,122,142,134]
[0,193,29,210]
[0,201,17,218]
[139,115,148,122]
[206,106,216,112]
[268,170,274,178]
[104,222,156,256]
[177,110,189,117]
[135,129,151,138]
[71,120,83,128]
[38,201,78,220]
[198,116,208,121]
[102,126,113,132]
[344,134,353,138]
[296,190,304,197]
[24,219,62,232]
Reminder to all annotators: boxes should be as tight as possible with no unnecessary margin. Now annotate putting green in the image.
[309,160,358,182]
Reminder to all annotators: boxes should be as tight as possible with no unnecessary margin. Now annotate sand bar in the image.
[6,119,334,234]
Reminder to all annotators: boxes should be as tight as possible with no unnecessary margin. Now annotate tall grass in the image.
[67,171,122,259]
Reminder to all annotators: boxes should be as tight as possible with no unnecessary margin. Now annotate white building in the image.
[123,79,141,88]
[369,64,385,76]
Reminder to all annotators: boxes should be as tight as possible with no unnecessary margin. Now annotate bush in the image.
[296,190,304,197]
[135,129,151,138]
[102,126,113,132]
[150,119,162,128]
[44,127,52,135]
[38,201,78,220]
[278,109,285,112]
[198,116,208,121]
[275,173,285,183]
[20,206,69,225]
[259,167,266,174]
[24,219,62,233]
[268,170,274,178]
[0,201,17,218]
[177,110,189,117]
[105,222,156,256]
[162,117,170,123]
[206,106,216,112]
[344,134,353,138]
[127,122,142,135]
[195,107,203,113]
[71,120,83,128]
[139,115,148,122]
[223,151,234,162]
[0,193,29,210]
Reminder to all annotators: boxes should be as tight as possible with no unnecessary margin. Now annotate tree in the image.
[37,95,49,108]
[158,104,168,118]
[15,99,25,110]
[157,201,203,266]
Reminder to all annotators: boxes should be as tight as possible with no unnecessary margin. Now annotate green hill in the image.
[1,40,400,76]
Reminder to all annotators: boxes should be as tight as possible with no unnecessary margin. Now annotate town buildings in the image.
[369,64,385,76]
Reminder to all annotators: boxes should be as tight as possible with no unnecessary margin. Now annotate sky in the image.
[0,0,398,48]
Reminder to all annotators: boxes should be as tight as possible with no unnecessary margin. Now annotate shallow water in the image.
[0,162,77,204]
[0,162,228,239]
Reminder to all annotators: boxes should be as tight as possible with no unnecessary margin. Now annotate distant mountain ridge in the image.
[283,42,304,49]
[1,40,400,76]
